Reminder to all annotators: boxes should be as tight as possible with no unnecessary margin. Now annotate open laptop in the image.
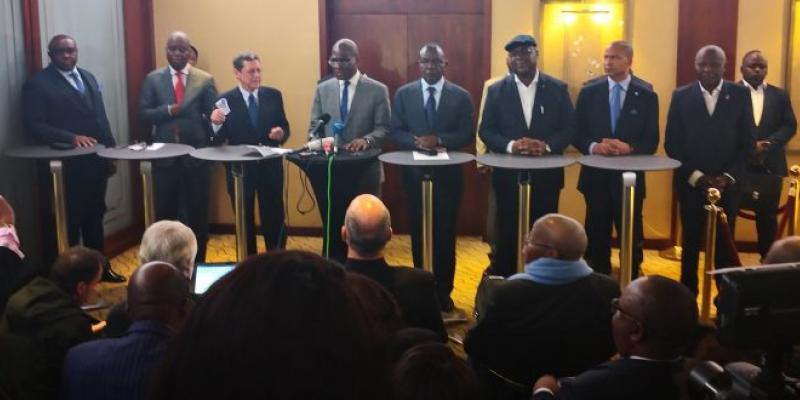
[192,262,236,294]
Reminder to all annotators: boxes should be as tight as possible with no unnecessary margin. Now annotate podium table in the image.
[476,153,576,273]
[378,151,475,273]
[5,145,105,253]
[578,155,681,287]
[97,143,194,228]
[287,148,381,262]
[190,145,284,261]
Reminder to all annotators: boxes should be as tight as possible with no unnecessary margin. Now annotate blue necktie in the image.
[610,83,622,135]
[425,86,437,130]
[69,72,85,95]
[248,93,259,130]
[340,81,350,122]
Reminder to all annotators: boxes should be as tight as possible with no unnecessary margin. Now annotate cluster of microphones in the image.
[291,113,344,155]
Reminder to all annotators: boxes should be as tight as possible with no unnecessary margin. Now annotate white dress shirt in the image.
[57,66,84,92]
[211,85,258,133]
[421,77,444,110]
[743,80,766,127]
[169,64,190,88]
[700,79,723,116]
[338,70,361,112]
[589,75,632,154]
[507,70,540,153]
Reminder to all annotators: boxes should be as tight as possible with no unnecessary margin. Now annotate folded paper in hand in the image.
[215,98,231,116]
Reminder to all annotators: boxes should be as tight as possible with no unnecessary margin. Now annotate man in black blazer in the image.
[665,45,754,294]
[479,34,576,277]
[738,50,797,258]
[21,34,123,282]
[532,275,698,400]
[574,41,659,277]
[210,52,290,254]
[342,194,447,341]
[389,43,474,312]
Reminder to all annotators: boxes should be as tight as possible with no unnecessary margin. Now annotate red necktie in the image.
[174,71,185,104]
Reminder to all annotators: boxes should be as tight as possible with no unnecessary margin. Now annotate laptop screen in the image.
[192,262,235,294]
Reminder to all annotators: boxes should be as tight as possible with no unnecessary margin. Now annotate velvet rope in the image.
[717,214,742,267]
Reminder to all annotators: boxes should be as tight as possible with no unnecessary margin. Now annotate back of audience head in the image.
[138,220,197,279]
[127,261,191,330]
[343,194,392,259]
[48,246,104,304]
[613,275,698,359]
[392,343,480,400]
[523,213,587,262]
[763,236,800,264]
[150,250,392,399]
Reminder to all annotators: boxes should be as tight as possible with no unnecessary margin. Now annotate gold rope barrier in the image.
[700,188,721,322]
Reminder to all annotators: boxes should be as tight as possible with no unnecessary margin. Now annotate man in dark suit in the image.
[532,275,698,400]
[139,31,218,263]
[738,50,797,259]
[306,38,391,263]
[479,34,576,277]
[574,40,659,277]
[464,214,619,400]
[21,34,124,282]
[665,45,754,294]
[60,261,191,400]
[209,52,290,254]
[389,43,474,312]
[342,194,447,341]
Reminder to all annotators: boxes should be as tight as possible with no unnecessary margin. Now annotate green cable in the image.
[324,153,334,258]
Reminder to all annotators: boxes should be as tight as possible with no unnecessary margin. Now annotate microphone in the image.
[289,137,333,154]
[332,121,345,154]
[308,113,331,140]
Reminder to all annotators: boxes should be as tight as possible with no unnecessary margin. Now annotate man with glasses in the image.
[389,43,474,314]
[464,213,619,400]
[479,34,576,278]
[306,38,390,263]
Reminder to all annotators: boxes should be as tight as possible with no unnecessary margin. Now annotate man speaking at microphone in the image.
[306,38,390,262]
[209,52,290,254]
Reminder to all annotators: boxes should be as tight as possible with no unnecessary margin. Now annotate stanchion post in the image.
[421,174,434,273]
[233,164,248,261]
[50,160,69,253]
[789,165,800,235]
[140,160,155,227]
[619,172,636,289]
[517,173,532,273]
[700,188,721,322]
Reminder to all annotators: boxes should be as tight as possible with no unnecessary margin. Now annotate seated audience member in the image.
[763,236,800,264]
[61,261,192,400]
[0,195,25,315]
[533,275,698,400]
[138,220,198,279]
[346,271,404,341]
[342,194,447,341]
[392,343,480,400]
[464,213,620,400]
[0,246,104,400]
[389,327,444,363]
[150,250,394,399]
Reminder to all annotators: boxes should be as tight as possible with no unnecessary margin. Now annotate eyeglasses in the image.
[328,57,353,66]
[611,297,641,326]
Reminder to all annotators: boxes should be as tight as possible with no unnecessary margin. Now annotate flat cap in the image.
[504,34,537,51]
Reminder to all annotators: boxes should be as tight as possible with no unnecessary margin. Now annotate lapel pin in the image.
[631,109,638,115]
[540,105,544,114]
[724,94,730,100]
[634,91,639,96]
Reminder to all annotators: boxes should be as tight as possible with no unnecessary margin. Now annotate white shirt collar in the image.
[340,70,361,88]
[56,65,79,75]
[699,79,723,95]
[608,74,632,91]
[238,85,258,101]
[169,64,191,76]
[421,77,445,93]
[514,69,540,88]
[742,79,767,91]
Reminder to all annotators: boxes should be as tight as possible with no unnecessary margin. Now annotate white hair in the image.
[695,45,726,65]
[138,220,197,279]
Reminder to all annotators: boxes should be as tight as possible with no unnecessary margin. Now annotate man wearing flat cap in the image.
[479,34,576,277]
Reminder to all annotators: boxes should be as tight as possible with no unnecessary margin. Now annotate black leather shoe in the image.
[102,267,126,283]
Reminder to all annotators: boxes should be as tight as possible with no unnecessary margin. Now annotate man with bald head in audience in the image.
[763,236,800,264]
[342,194,447,342]
[465,214,619,400]
[61,261,192,400]
[533,275,698,400]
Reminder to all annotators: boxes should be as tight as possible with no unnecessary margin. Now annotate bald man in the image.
[139,31,218,263]
[464,214,619,399]
[533,275,698,400]
[342,194,446,341]
[61,261,192,400]
[763,236,800,264]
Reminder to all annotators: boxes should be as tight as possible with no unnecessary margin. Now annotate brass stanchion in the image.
[517,175,532,273]
[788,165,800,235]
[619,172,636,289]
[421,175,434,273]
[700,188,722,322]
[140,161,155,227]
[233,165,248,261]
[50,160,69,253]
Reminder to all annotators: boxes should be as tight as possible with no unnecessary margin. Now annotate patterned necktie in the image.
[610,83,622,135]
[248,93,259,129]
[425,86,437,130]
[174,71,185,104]
[340,80,350,122]
[69,72,85,95]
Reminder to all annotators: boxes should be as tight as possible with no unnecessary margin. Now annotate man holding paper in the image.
[209,52,290,253]
[389,42,474,313]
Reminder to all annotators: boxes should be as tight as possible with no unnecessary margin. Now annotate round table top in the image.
[97,143,195,160]
[378,150,475,167]
[476,153,576,170]
[5,144,105,160]
[286,148,381,165]
[189,145,284,162]
[578,155,681,171]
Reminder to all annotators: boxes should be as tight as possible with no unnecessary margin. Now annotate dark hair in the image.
[232,51,260,71]
[47,34,75,53]
[48,246,104,295]
[150,250,392,399]
[392,343,480,400]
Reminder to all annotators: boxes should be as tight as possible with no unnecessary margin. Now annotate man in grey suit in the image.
[306,38,391,262]
[139,31,218,263]
[389,43,474,312]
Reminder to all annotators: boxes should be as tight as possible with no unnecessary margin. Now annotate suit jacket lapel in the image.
[617,82,643,134]
[530,78,549,133]
[183,70,200,104]
[347,75,368,125]
[505,75,528,133]
[411,81,427,127]
[162,68,176,104]
[690,84,711,121]
[711,82,732,120]
[48,66,91,112]
[436,82,452,129]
